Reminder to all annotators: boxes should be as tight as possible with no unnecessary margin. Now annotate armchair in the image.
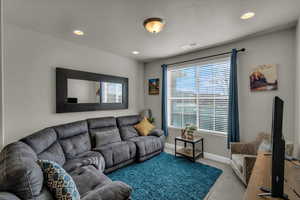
[230,133,270,185]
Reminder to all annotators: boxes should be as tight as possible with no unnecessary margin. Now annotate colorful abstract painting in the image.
[149,78,159,95]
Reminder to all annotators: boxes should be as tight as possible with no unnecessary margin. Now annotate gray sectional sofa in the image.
[0,115,165,200]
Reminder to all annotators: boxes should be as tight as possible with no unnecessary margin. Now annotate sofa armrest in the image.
[148,129,164,137]
[230,142,256,155]
[0,192,21,200]
[243,155,257,184]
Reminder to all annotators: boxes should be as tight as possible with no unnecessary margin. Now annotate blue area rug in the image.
[108,152,222,200]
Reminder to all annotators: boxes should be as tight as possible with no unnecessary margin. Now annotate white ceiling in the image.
[4,0,300,62]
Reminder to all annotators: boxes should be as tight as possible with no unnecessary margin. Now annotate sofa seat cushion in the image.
[63,151,105,172]
[68,165,131,200]
[94,141,136,169]
[68,166,110,196]
[129,136,162,158]
[231,154,244,173]
[35,187,55,200]
[0,192,22,200]
[81,181,132,200]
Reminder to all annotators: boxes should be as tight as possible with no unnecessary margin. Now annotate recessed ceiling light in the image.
[240,12,255,20]
[181,45,190,50]
[189,42,197,47]
[73,30,84,36]
[132,51,140,55]
[181,43,198,50]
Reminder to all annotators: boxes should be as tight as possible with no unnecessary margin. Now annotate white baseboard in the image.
[165,142,176,149]
[165,142,230,165]
[203,152,231,164]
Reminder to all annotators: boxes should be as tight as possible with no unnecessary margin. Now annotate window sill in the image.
[168,126,228,138]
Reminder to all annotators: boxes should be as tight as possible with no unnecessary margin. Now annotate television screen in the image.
[271,96,285,197]
[259,96,288,199]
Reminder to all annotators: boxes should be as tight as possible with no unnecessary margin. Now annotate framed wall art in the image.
[250,64,278,91]
[149,78,159,95]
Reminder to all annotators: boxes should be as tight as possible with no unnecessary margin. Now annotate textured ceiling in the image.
[4,0,300,62]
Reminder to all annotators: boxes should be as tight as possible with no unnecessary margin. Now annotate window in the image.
[101,82,123,103]
[167,57,230,134]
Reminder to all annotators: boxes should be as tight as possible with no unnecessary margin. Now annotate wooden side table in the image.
[175,136,204,162]
[243,152,300,200]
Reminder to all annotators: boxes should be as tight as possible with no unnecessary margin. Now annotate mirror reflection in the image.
[67,79,100,103]
[67,79,123,104]
[101,82,123,103]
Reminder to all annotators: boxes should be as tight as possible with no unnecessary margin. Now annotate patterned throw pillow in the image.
[37,160,80,200]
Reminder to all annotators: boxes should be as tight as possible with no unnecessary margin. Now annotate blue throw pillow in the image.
[37,160,80,200]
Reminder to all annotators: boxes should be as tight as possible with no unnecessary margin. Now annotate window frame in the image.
[167,56,231,135]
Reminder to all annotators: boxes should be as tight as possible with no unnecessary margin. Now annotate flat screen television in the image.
[259,96,288,199]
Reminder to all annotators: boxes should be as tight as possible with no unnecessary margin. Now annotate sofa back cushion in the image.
[55,120,91,159]
[116,115,141,127]
[88,117,117,129]
[116,115,141,140]
[88,117,121,147]
[0,142,44,199]
[22,128,66,166]
[95,129,122,147]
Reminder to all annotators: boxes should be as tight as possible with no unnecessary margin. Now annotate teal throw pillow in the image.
[37,160,80,200]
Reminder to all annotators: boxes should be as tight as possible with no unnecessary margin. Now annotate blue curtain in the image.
[227,49,240,148]
[161,64,168,136]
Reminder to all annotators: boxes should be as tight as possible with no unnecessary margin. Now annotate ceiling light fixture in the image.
[240,12,255,20]
[73,30,84,36]
[132,51,140,55]
[143,18,165,34]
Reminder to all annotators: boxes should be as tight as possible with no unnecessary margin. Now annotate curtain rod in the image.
[165,48,246,66]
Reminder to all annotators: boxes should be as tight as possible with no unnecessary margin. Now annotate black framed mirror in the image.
[56,68,128,113]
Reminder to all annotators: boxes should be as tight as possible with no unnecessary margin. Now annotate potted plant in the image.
[182,124,197,139]
[147,117,155,124]
[187,124,197,140]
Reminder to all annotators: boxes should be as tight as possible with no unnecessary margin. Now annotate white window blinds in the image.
[167,57,230,134]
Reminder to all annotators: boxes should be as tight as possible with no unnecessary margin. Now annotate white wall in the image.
[145,29,296,157]
[3,24,144,145]
[0,0,3,149]
[295,18,300,157]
